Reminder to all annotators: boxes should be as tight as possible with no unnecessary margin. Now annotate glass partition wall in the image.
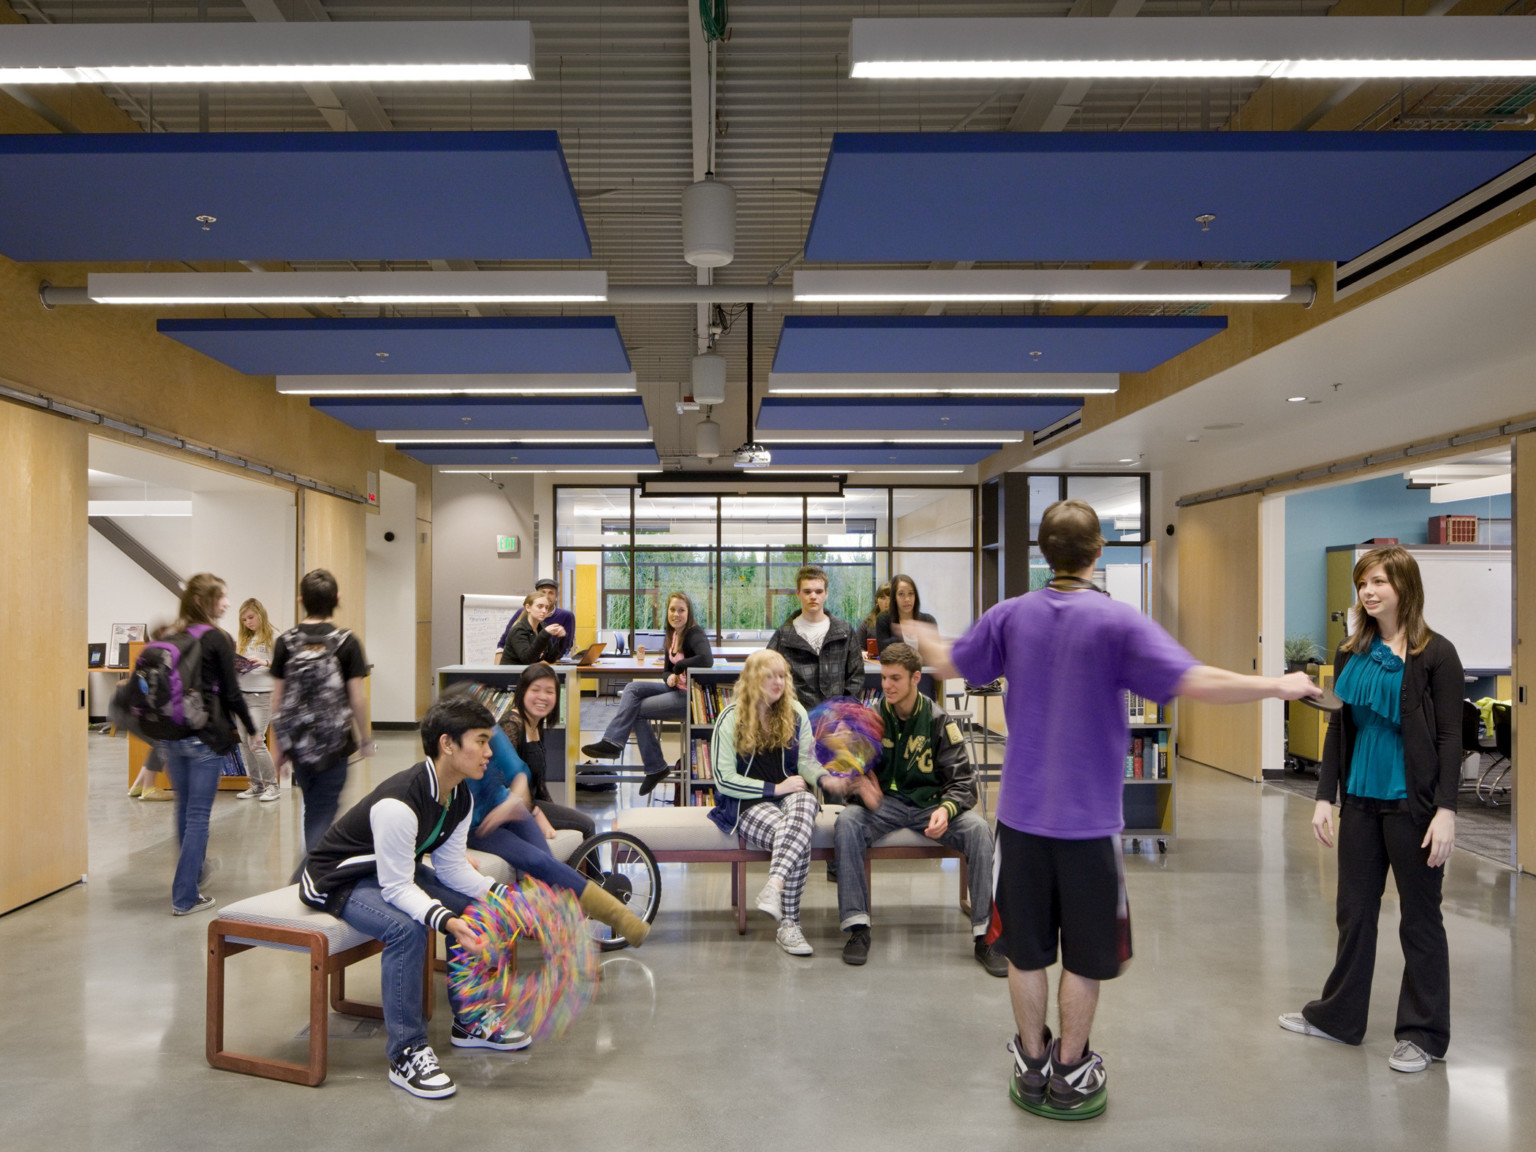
[555,486,976,647]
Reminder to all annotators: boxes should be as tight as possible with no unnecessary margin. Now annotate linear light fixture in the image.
[277,373,639,396]
[849,17,1536,80]
[0,21,533,84]
[768,372,1115,396]
[793,269,1291,304]
[377,433,653,445]
[439,468,662,474]
[89,271,604,306]
[754,432,1022,444]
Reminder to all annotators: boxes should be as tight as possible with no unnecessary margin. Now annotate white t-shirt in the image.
[793,614,830,654]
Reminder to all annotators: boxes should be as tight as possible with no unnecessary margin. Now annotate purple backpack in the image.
[116,624,213,741]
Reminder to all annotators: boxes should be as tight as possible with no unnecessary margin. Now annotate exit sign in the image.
[496,534,519,555]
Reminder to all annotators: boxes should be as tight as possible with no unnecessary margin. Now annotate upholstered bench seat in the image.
[613,804,967,934]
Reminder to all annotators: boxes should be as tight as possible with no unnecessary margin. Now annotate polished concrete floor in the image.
[2,732,1532,1152]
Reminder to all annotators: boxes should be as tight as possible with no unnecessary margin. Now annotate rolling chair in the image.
[1476,703,1512,807]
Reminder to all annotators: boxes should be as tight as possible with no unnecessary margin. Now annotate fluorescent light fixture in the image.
[377,432,652,445]
[439,468,661,474]
[1428,473,1511,503]
[88,499,192,517]
[754,432,1022,444]
[90,271,604,306]
[768,372,1115,396]
[0,21,534,83]
[849,17,1536,80]
[278,373,639,396]
[793,269,1291,304]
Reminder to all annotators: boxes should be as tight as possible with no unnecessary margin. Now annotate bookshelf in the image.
[1122,695,1176,852]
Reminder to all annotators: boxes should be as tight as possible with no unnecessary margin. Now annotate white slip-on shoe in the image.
[1388,1041,1436,1073]
[1278,1013,1344,1043]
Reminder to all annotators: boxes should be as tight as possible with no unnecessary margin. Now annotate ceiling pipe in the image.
[38,280,1317,308]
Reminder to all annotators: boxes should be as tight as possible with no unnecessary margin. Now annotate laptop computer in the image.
[566,641,606,667]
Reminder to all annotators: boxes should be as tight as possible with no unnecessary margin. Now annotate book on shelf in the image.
[1156,730,1169,779]
[690,681,734,723]
[1126,694,1161,725]
[466,682,516,722]
[1125,732,1172,780]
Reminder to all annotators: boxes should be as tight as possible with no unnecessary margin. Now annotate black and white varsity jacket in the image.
[299,759,500,932]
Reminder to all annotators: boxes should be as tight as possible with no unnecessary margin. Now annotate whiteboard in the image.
[460,593,527,665]
[1412,549,1511,673]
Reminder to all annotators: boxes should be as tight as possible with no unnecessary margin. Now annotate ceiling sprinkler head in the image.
[196,214,217,231]
[1196,214,1216,232]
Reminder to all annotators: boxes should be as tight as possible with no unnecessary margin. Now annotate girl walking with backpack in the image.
[235,598,281,802]
[159,574,257,916]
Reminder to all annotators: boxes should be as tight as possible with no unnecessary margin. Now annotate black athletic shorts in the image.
[994,822,1132,981]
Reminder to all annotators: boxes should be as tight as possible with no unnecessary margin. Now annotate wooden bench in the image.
[613,805,970,934]
[205,843,579,1087]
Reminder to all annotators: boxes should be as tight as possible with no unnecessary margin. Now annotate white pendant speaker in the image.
[682,178,736,268]
[692,352,727,405]
[696,418,722,459]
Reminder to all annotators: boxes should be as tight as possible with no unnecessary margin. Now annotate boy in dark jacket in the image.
[766,564,865,710]
[834,643,1004,977]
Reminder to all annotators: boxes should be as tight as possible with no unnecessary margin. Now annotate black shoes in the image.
[581,739,624,760]
[1008,1027,1053,1109]
[638,760,677,796]
[975,939,1009,977]
[841,925,871,966]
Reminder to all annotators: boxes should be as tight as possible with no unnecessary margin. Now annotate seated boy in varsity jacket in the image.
[299,695,525,1099]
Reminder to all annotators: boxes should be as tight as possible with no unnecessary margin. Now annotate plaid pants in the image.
[736,790,819,924]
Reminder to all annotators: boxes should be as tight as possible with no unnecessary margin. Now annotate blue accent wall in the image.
[1284,475,1511,652]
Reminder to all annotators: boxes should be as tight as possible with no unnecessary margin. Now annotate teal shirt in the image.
[1334,640,1406,801]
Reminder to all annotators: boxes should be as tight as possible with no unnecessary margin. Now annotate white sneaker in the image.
[1278,1013,1344,1043]
[235,785,261,799]
[754,881,783,921]
[776,921,813,956]
[1388,1040,1436,1073]
[258,785,281,803]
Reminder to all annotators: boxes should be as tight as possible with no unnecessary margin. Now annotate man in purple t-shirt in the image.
[910,498,1317,1122]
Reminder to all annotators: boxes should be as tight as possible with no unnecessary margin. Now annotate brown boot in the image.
[578,881,650,947]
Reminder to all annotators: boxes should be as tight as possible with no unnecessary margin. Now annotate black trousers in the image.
[1303,802,1450,1056]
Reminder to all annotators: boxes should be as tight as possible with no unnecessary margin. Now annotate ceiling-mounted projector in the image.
[733,443,771,468]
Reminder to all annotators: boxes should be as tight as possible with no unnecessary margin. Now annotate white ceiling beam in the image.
[1006,0,1147,133]
[241,0,394,133]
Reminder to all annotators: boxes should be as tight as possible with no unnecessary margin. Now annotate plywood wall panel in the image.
[0,402,88,912]
[1176,493,1264,781]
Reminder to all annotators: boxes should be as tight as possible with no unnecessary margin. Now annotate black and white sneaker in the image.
[451,1017,532,1051]
[1045,1039,1108,1119]
[1007,1027,1054,1111]
[389,1045,456,1099]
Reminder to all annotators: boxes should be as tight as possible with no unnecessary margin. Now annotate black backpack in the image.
[112,624,213,742]
[271,627,354,764]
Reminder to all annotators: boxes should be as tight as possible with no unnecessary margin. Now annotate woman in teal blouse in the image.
[1279,545,1464,1074]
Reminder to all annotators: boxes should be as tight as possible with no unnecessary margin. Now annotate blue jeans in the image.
[602,679,686,772]
[337,871,474,1062]
[293,753,349,855]
[160,736,223,911]
[470,815,587,896]
[834,794,994,934]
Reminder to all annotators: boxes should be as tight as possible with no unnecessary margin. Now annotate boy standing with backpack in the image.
[271,569,373,857]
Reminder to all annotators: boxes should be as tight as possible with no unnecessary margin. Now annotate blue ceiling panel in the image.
[0,131,589,263]
[772,315,1224,375]
[159,317,631,376]
[310,395,651,432]
[761,445,997,467]
[805,132,1536,264]
[401,445,659,467]
[756,396,1079,432]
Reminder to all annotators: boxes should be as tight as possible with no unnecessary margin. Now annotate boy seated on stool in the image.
[299,695,527,1099]
[834,642,1006,976]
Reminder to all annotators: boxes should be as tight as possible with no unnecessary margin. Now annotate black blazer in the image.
[662,624,714,679]
[874,609,938,653]
[1315,633,1464,825]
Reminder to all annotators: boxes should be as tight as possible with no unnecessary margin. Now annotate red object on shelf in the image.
[1427,516,1477,545]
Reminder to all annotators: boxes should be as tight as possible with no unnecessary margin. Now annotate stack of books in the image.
[1124,730,1171,779]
